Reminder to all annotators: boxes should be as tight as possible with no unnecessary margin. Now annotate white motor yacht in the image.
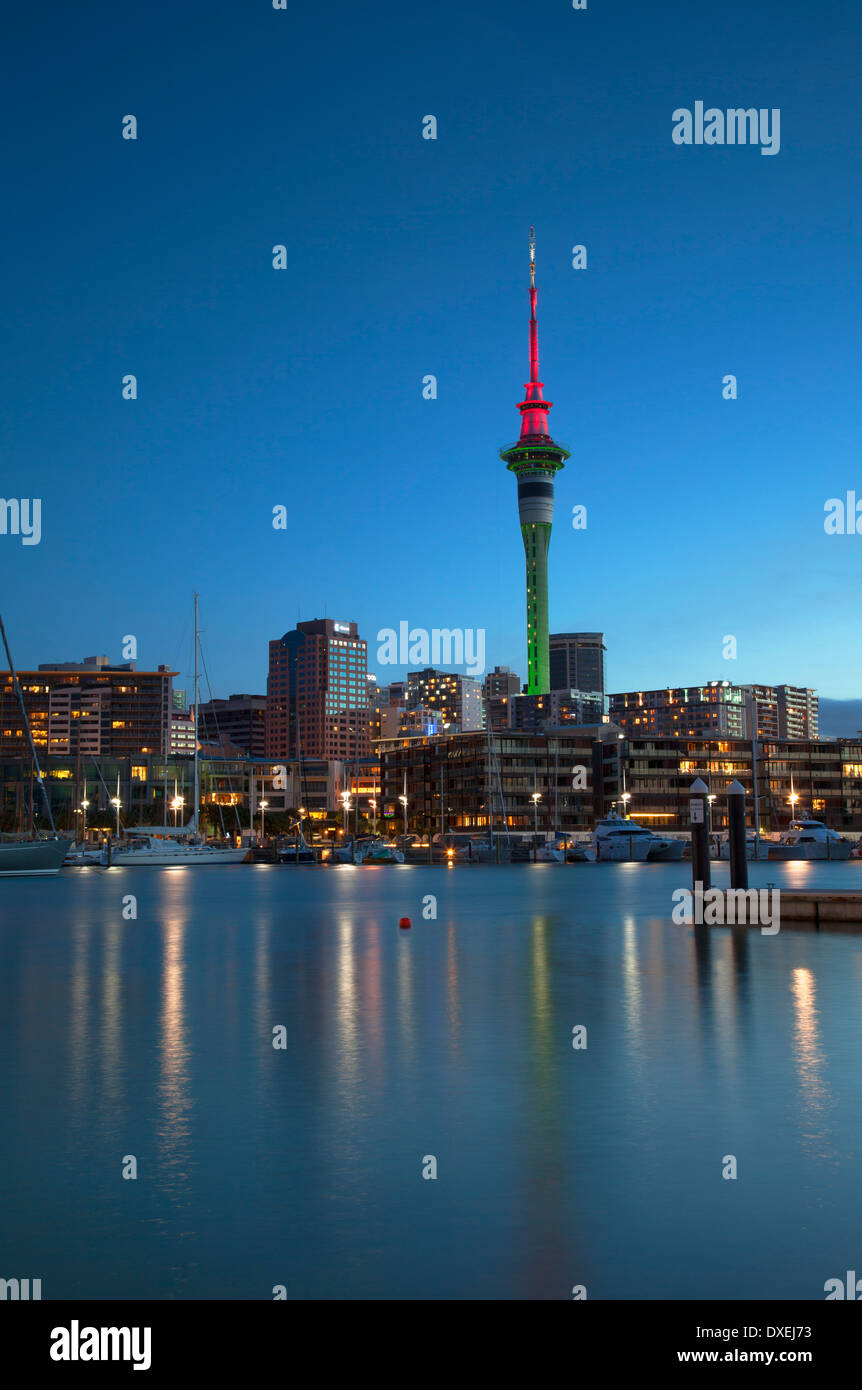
[592,817,683,862]
[713,832,802,862]
[778,819,852,861]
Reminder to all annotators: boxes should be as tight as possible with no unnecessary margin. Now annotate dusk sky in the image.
[1,0,860,699]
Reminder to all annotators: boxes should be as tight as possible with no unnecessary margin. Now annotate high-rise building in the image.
[483,665,521,700]
[483,665,521,730]
[0,656,174,758]
[776,685,819,741]
[509,689,606,730]
[266,619,369,761]
[406,668,484,730]
[198,694,267,758]
[549,633,606,697]
[500,229,569,695]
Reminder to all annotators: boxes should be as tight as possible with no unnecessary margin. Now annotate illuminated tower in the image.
[500,229,569,696]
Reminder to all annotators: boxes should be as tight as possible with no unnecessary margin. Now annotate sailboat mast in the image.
[193,592,200,835]
[0,611,57,832]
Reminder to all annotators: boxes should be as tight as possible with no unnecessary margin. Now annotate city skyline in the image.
[2,1,861,703]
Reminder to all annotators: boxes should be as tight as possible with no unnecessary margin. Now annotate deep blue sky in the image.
[1,0,860,700]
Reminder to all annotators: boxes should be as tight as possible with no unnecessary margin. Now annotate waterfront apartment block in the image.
[0,657,174,759]
[377,728,862,835]
[405,668,484,731]
[379,728,618,834]
[625,734,857,831]
[266,619,369,762]
[198,693,267,758]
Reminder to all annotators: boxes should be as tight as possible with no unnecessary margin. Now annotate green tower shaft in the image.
[522,520,552,695]
[500,229,569,696]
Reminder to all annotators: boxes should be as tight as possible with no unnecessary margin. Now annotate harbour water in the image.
[2,858,862,1300]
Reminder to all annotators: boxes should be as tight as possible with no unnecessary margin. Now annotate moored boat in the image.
[778,819,852,861]
[362,840,405,864]
[102,829,248,867]
[0,836,73,877]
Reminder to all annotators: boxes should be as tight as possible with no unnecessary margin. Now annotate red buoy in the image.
[399,917,411,929]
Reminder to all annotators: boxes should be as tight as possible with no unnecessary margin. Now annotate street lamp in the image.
[788,791,799,823]
[620,791,631,818]
[531,791,541,836]
[111,796,122,836]
[369,797,377,835]
[260,799,268,840]
[171,795,184,828]
[80,799,89,843]
[398,793,408,837]
[341,790,352,838]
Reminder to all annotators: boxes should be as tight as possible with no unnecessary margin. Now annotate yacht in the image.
[592,817,684,862]
[432,833,495,863]
[712,831,802,862]
[362,840,405,864]
[102,830,249,867]
[0,836,73,877]
[778,819,852,861]
[533,841,566,863]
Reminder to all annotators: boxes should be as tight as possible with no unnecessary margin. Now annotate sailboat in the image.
[0,612,72,876]
[103,595,248,867]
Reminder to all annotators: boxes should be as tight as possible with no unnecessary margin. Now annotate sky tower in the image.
[500,229,569,696]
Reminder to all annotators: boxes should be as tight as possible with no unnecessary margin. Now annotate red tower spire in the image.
[518,226,554,441]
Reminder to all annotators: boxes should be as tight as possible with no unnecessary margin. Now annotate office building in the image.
[266,619,369,761]
[198,694,267,758]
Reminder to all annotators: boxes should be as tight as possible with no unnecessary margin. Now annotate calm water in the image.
[2,858,862,1300]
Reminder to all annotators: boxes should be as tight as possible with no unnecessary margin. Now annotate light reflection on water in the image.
[1,860,862,1299]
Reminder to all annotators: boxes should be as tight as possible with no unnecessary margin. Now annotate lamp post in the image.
[369,797,377,836]
[259,799,268,841]
[80,798,89,844]
[171,796,184,828]
[111,796,121,836]
[341,790,351,838]
[531,791,541,835]
[398,793,408,838]
[620,791,631,819]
